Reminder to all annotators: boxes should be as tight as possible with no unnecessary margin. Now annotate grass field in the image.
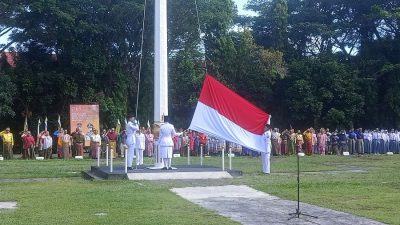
[0,155,399,225]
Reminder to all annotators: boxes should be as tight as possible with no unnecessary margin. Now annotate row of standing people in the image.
[270,128,400,156]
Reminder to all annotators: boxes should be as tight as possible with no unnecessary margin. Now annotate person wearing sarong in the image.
[318,128,328,155]
[288,129,296,155]
[72,128,85,157]
[271,128,280,156]
[303,129,313,155]
[0,128,14,159]
[21,131,35,159]
[90,129,101,159]
[62,130,71,159]
[280,129,289,155]
[55,129,64,159]
[295,130,304,153]
[106,128,118,158]
[144,129,154,157]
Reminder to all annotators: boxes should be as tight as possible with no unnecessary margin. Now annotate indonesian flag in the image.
[189,74,271,152]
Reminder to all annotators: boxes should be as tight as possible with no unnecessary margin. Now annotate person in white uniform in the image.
[135,128,146,166]
[158,116,176,170]
[126,116,139,170]
[261,124,272,174]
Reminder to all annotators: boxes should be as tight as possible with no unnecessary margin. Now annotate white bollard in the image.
[200,144,203,166]
[187,146,190,165]
[125,148,128,174]
[106,144,109,166]
[222,147,225,171]
[97,147,100,167]
[110,148,113,173]
[229,147,232,170]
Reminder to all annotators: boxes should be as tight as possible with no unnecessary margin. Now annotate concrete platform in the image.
[172,185,385,225]
[83,165,241,181]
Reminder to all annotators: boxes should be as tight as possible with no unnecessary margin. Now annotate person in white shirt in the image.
[126,116,139,170]
[158,116,176,170]
[40,131,53,159]
[90,129,101,159]
[135,128,146,166]
[262,125,272,174]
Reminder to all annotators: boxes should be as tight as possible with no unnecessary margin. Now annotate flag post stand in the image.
[288,151,318,220]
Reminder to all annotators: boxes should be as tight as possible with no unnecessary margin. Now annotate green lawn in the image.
[0,155,399,225]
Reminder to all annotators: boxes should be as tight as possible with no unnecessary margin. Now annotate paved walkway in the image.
[171,185,385,225]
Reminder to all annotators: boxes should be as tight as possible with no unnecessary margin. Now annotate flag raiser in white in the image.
[189,102,267,153]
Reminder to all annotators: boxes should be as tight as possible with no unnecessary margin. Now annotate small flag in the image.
[189,74,270,152]
[57,114,61,129]
[24,116,28,131]
[116,119,121,133]
[44,116,48,131]
[147,120,150,128]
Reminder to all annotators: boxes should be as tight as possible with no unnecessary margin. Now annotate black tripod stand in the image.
[288,150,318,220]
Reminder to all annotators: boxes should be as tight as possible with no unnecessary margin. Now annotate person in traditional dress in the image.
[90,129,101,159]
[62,130,71,159]
[0,127,14,159]
[181,131,189,157]
[135,129,145,166]
[72,128,85,157]
[303,128,313,155]
[288,129,296,155]
[106,128,118,158]
[261,125,272,174]
[188,130,195,156]
[280,129,289,155]
[331,131,340,155]
[158,116,176,170]
[318,128,328,155]
[21,131,35,159]
[271,128,280,156]
[54,129,64,159]
[144,128,154,157]
[126,116,139,170]
[295,130,304,153]
[312,128,318,154]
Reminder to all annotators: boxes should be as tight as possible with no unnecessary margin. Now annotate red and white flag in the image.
[189,74,271,152]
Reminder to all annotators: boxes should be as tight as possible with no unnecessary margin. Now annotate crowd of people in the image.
[262,127,400,156]
[1,125,399,161]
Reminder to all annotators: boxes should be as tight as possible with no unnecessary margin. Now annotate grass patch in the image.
[0,155,399,224]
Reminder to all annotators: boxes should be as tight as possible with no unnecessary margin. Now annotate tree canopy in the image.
[0,0,399,133]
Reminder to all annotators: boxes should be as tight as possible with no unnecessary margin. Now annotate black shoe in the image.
[161,167,167,170]
[168,167,172,170]
[127,167,133,170]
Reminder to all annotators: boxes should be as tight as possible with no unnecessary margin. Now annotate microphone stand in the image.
[288,149,318,220]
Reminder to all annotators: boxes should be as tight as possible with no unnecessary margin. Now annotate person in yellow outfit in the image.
[0,127,14,159]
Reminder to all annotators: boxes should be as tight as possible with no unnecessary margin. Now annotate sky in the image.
[0,0,254,46]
